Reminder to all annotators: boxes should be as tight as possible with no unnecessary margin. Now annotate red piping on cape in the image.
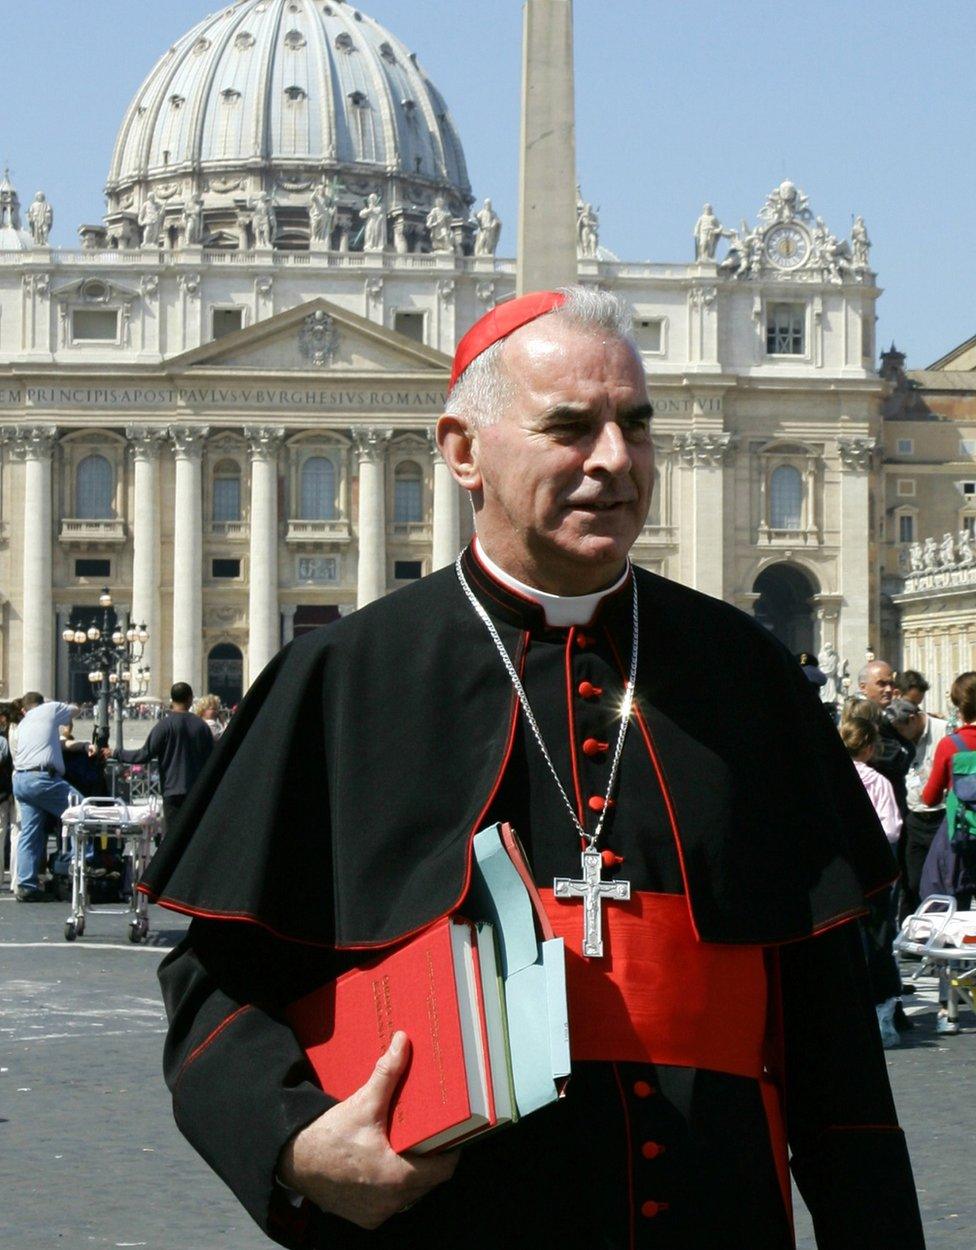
[565,627,587,826]
[602,622,700,941]
[335,629,529,952]
[471,538,545,611]
[761,947,794,1233]
[611,1062,637,1250]
[176,1004,253,1088]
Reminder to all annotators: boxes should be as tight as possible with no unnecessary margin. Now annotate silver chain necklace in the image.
[456,556,638,957]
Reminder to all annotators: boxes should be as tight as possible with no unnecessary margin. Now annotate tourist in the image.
[107,682,213,833]
[11,693,81,901]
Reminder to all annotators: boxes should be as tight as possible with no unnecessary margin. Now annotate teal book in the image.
[468,823,571,1116]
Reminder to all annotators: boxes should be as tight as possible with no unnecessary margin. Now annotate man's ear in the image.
[436,413,482,493]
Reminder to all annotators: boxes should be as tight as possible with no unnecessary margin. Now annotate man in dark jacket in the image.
[110,682,213,831]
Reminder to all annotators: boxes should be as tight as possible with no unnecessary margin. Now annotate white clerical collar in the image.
[473,537,629,627]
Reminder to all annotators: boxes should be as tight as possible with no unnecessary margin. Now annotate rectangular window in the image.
[212,308,244,340]
[964,482,976,496]
[765,304,805,355]
[212,477,241,522]
[212,558,241,579]
[75,558,111,578]
[394,560,423,580]
[633,318,663,354]
[896,438,914,455]
[72,309,119,342]
[898,514,915,544]
[394,312,425,343]
[896,479,916,497]
[964,515,976,536]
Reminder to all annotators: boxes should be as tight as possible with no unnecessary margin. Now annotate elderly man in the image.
[142,289,922,1249]
[860,660,914,815]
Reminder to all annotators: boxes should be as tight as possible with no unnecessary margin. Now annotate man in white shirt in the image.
[11,692,81,901]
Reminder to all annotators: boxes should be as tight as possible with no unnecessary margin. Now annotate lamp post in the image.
[62,587,150,794]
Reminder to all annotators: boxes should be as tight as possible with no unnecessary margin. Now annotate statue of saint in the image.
[27,192,53,246]
[473,198,501,257]
[958,529,976,568]
[138,194,163,247]
[851,216,871,270]
[693,203,723,260]
[577,201,599,258]
[309,179,337,246]
[181,196,204,247]
[922,536,939,572]
[819,643,841,706]
[940,532,957,568]
[360,193,386,251]
[252,191,276,248]
[425,196,453,252]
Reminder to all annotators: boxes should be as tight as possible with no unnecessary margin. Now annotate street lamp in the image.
[63,586,150,796]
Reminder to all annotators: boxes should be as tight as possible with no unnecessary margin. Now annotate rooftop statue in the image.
[577,200,599,259]
[360,193,386,252]
[473,198,501,257]
[693,203,725,260]
[309,178,338,247]
[251,191,276,248]
[181,196,204,247]
[27,192,53,246]
[851,215,871,271]
[425,196,453,253]
[138,194,163,247]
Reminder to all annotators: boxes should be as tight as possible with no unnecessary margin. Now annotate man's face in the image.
[902,687,925,707]
[464,319,654,594]
[860,663,896,707]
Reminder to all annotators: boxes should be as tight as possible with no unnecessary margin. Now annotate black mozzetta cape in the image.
[141,546,895,949]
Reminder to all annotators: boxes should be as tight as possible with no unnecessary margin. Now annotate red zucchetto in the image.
[448,289,566,391]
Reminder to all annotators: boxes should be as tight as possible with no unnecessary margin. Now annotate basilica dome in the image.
[103,0,473,251]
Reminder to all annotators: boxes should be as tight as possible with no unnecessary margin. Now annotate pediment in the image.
[165,297,451,376]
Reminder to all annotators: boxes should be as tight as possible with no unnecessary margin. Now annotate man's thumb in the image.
[362,1031,411,1119]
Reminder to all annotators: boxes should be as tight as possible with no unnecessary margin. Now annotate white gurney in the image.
[894,895,976,1021]
[60,796,160,944]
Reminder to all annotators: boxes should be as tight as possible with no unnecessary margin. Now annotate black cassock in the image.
[142,548,925,1249]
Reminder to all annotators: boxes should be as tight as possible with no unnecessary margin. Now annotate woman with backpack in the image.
[918,670,976,1034]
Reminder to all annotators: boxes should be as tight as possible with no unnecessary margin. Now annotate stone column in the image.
[244,426,285,685]
[127,426,166,694]
[836,437,876,666]
[428,430,462,570]
[280,604,297,647]
[15,426,58,695]
[353,427,391,608]
[673,430,734,600]
[56,607,72,702]
[170,426,209,692]
[517,0,578,293]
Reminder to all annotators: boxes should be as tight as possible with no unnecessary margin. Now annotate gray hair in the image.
[858,660,893,686]
[447,285,637,428]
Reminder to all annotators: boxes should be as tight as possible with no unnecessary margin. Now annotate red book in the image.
[286,915,503,1154]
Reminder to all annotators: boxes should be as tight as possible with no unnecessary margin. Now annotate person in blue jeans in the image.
[11,693,81,901]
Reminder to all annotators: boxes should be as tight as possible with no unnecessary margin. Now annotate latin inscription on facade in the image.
[0,386,448,413]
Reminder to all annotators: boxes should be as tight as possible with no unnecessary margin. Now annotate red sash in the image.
[539,889,768,1077]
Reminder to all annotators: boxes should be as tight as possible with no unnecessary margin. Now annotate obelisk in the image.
[517,0,578,294]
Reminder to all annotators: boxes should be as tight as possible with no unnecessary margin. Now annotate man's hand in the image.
[277,1031,460,1230]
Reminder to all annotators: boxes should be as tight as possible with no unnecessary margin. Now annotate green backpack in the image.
[945,732,976,846]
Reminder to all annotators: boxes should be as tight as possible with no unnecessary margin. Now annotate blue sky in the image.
[2,0,971,367]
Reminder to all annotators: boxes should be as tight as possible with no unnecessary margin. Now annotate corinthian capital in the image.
[244,425,286,460]
[169,424,210,458]
[10,425,59,460]
[836,437,876,472]
[351,425,393,463]
[673,430,735,467]
[126,425,168,459]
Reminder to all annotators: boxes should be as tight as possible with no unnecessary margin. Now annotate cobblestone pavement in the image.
[1,891,972,1249]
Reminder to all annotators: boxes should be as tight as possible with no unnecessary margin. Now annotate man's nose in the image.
[587,421,632,475]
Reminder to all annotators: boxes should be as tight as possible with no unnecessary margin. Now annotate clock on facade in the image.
[764,225,810,270]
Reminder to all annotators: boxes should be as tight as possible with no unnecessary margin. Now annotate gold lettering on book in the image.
[425,950,448,1106]
[372,974,403,1126]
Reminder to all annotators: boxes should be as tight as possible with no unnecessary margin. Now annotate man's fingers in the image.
[359,1031,411,1122]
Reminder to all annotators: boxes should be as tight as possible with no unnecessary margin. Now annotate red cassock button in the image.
[641,1141,665,1160]
[640,1200,669,1219]
[575,632,594,648]
[587,795,606,812]
[577,681,603,700]
[633,1080,654,1098]
[582,737,609,758]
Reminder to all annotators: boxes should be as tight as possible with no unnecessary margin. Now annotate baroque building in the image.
[0,0,888,706]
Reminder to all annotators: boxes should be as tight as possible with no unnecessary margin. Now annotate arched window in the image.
[300,456,336,520]
[394,460,423,523]
[75,454,114,518]
[770,465,803,530]
[212,459,242,522]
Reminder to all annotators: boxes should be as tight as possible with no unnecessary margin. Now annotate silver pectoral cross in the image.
[553,846,631,958]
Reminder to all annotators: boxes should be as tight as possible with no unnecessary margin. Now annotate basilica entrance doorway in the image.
[752,564,816,654]
[207,643,244,709]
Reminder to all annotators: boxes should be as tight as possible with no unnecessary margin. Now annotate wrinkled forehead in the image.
[501,318,647,399]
